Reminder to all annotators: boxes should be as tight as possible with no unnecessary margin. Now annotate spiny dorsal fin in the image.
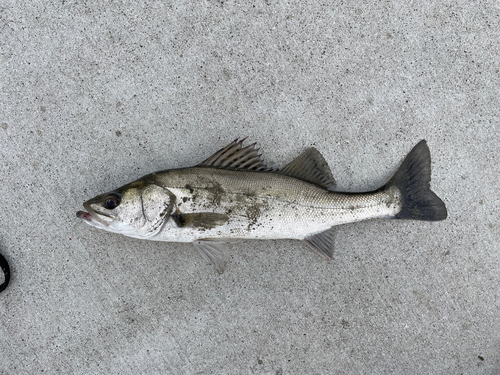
[197,138,272,171]
[280,148,336,191]
[303,227,336,260]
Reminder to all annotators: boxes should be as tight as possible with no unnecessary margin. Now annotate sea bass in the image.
[77,139,447,272]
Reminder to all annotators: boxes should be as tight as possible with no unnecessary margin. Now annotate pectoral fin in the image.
[193,240,228,274]
[171,212,229,229]
[303,227,336,260]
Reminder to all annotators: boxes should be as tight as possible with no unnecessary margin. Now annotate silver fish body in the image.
[146,167,401,242]
[78,139,447,272]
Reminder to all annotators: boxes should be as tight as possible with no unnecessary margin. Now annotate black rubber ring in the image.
[0,253,10,293]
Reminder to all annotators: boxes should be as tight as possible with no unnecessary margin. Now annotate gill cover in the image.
[140,184,175,235]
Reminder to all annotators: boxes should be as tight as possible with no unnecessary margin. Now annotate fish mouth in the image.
[77,202,112,228]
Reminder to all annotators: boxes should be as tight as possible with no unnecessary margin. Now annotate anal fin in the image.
[303,227,336,260]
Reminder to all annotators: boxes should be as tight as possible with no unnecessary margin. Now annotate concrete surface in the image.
[1,0,499,373]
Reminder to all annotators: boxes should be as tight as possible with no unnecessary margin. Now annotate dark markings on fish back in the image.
[156,167,336,213]
[115,174,157,192]
[154,167,391,212]
[205,180,225,206]
[156,167,326,196]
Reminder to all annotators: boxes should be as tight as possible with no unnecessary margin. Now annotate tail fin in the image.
[387,140,447,221]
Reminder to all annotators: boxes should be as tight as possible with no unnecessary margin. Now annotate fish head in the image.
[77,179,174,239]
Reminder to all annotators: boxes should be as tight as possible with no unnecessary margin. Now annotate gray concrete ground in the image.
[1,0,499,373]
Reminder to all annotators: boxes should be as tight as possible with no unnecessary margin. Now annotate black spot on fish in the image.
[171,212,186,227]
[182,197,188,203]
[185,184,194,193]
[246,204,263,231]
[206,181,225,206]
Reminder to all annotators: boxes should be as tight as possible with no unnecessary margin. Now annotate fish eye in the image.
[103,194,121,209]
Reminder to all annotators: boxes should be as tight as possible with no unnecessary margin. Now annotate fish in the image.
[77,138,447,273]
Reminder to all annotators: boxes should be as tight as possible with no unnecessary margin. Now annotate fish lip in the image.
[76,210,92,220]
[78,202,112,226]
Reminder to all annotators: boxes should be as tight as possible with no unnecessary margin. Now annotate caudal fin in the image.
[387,140,447,221]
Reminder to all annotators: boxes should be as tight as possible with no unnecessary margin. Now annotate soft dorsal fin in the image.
[197,138,272,171]
[280,148,336,191]
[303,227,336,260]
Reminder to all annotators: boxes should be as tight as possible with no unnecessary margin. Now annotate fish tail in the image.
[386,140,447,221]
